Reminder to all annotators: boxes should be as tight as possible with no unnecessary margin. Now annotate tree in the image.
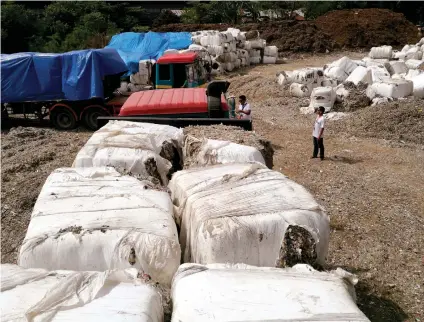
[152,10,180,28]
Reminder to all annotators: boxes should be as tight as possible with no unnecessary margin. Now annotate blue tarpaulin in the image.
[106,31,192,74]
[1,48,128,103]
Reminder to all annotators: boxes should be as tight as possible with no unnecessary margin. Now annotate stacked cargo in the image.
[278,37,424,114]
[190,27,278,74]
[4,120,370,321]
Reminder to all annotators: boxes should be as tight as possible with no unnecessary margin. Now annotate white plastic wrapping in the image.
[371,79,413,98]
[326,56,358,76]
[367,65,391,83]
[262,56,277,64]
[308,86,336,111]
[277,71,293,86]
[168,163,330,267]
[73,121,183,185]
[345,66,372,85]
[405,69,424,81]
[183,136,265,168]
[406,59,424,70]
[19,167,181,285]
[292,68,319,84]
[388,61,409,75]
[264,45,278,57]
[249,38,266,49]
[369,45,393,59]
[412,73,424,98]
[1,264,163,322]
[171,263,370,322]
[290,83,312,97]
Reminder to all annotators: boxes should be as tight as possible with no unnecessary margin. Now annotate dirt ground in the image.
[1,51,423,321]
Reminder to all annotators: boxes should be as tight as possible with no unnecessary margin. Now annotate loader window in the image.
[158,64,170,80]
[174,63,188,88]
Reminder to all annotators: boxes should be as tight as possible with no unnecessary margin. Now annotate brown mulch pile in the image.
[183,125,274,168]
[1,127,91,263]
[333,98,424,145]
[315,8,419,48]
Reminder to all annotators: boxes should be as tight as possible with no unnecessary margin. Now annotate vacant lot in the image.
[2,52,423,321]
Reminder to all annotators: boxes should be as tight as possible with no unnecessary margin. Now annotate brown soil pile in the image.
[316,8,419,48]
[154,21,335,53]
[1,127,91,263]
[183,125,274,168]
[333,98,424,145]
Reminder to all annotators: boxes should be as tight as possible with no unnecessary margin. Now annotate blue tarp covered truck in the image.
[1,48,128,130]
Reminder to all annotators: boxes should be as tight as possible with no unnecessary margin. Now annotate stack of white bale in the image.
[190,28,277,74]
[129,59,156,87]
[278,37,424,111]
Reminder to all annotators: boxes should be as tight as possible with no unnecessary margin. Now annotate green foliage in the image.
[0,1,147,54]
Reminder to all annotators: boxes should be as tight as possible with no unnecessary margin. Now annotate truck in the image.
[1,50,212,131]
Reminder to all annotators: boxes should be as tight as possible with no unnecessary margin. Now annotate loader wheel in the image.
[83,107,109,131]
[51,107,77,131]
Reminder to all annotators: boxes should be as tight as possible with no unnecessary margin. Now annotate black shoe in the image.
[311,156,317,159]
[320,157,325,161]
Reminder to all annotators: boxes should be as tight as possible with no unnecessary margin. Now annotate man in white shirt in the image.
[312,106,325,160]
[237,95,251,120]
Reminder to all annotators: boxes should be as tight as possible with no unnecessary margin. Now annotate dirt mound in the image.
[154,21,335,53]
[316,8,419,48]
[1,127,91,263]
[226,74,284,102]
[334,82,371,112]
[332,98,424,144]
[183,125,274,168]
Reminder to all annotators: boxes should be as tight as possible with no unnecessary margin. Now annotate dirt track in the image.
[1,52,424,321]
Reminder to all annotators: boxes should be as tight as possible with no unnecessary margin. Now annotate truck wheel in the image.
[51,107,77,130]
[83,107,109,131]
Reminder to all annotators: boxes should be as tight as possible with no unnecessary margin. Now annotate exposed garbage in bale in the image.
[183,135,266,168]
[168,163,330,268]
[183,124,274,169]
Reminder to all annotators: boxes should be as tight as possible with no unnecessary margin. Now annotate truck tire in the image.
[82,106,109,131]
[50,107,77,130]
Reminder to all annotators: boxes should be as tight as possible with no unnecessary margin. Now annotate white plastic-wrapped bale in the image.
[139,59,155,76]
[73,121,183,185]
[324,56,358,82]
[130,72,150,85]
[345,66,372,85]
[163,49,179,56]
[402,44,411,53]
[249,38,266,49]
[262,56,277,64]
[264,46,278,57]
[369,45,393,59]
[405,46,423,60]
[171,263,370,322]
[277,71,293,86]
[367,65,391,83]
[371,79,413,98]
[321,77,338,87]
[291,68,319,84]
[183,136,266,168]
[388,61,409,75]
[406,59,424,70]
[290,83,312,98]
[393,51,407,61]
[18,167,181,285]
[168,163,330,268]
[412,73,424,98]
[249,56,261,64]
[405,69,424,81]
[1,265,163,322]
[308,86,337,112]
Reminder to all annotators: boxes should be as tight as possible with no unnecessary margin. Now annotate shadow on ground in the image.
[326,264,409,322]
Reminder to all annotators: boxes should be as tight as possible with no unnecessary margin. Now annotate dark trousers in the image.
[313,137,324,158]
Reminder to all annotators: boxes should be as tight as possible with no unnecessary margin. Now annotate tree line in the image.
[2,1,423,54]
